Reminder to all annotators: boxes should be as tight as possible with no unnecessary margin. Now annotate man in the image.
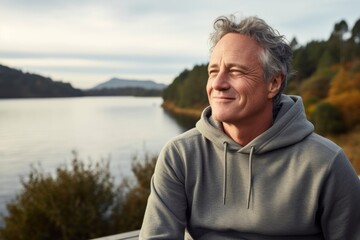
[140,15,360,239]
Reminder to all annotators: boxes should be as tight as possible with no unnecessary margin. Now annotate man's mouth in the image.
[212,96,235,103]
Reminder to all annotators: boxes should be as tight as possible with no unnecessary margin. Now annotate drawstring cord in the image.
[223,142,228,205]
[247,146,255,209]
[222,143,255,208]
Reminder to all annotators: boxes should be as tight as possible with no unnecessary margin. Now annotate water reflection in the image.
[162,109,199,131]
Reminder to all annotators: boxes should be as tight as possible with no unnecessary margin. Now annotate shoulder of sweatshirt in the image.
[308,133,341,149]
[302,132,343,158]
[305,133,359,181]
[158,128,207,166]
[165,128,203,147]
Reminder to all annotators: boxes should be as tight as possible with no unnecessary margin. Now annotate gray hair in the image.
[209,15,293,107]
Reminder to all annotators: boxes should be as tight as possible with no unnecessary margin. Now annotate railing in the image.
[90,230,140,240]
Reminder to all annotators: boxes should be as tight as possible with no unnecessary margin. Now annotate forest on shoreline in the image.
[0,65,163,98]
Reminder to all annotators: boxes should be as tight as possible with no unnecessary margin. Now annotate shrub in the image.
[110,153,157,233]
[0,152,157,240]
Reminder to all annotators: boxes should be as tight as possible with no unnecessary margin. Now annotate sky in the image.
[0,0,359,89]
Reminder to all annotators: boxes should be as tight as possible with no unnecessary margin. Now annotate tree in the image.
[310,102,345,135]
[328,89,360,129]
[300,68,336,105]
[327,62,360,130]
[162,64,208,109]
[349,18,360,58]
[351,18,360,43]
[178,64,208,108]
[332,20,349,41]
[292,47,317,80]
[329,20,350,63]
[328,64,360,97]
[290,37,299,50]
[0,65,83,98]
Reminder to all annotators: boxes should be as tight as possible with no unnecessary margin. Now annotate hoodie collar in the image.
[196,95,314,154]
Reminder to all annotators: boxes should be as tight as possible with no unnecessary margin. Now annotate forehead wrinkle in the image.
[210,51,253,72]
[209,33,263,72]
[208,53,222,70]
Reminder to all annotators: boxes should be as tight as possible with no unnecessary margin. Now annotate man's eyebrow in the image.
[208,62,250,72]
[208,64,220,73]
[208,62,218,69]
[226,63,250,71]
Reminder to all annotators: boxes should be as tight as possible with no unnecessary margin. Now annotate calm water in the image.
[0,97,195,219]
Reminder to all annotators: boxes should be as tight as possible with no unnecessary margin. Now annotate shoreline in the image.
[161,101,204,119]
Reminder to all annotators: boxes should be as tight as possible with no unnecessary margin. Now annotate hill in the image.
[0,64,83,98]
[0,66,166,98]
[85,78,167,97]
[91,78,166,90]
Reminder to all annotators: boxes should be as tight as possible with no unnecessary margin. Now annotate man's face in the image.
[207,33,274,126]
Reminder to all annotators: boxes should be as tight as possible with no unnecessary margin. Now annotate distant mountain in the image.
[0,64,83,98]
[0,65,167,98]
[92,78,167,90]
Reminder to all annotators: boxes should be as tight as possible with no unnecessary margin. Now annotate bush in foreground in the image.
[0,152,156,240]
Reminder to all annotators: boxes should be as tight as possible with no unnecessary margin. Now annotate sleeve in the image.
[139,141,188,239]
[319,150,360,240]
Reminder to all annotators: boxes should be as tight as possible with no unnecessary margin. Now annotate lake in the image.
[0,96,197,220]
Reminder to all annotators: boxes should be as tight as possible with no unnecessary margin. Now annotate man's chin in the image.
[211,112,227,123]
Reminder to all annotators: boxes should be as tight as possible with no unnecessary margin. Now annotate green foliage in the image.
[291,18,360,80]
[318,49,338,68]
[162,64,208,109]
[0,155,116,240]
[162,69,190,102]
[310,102,345,135]
[300,68,337,105]
[0,64,163,98]
[292,41,328,80]
[0,152,157,240]
[331,19,349,40]
[0,65,83,98]
[351,19,360,43]
[177,65,208,108]
[112,153,157,233]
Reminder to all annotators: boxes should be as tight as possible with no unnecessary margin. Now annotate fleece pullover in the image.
[140,95,360,239]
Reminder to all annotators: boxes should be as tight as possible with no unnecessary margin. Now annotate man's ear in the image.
[268,73,284,99]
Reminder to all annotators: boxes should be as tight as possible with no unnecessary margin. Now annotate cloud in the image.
[0,0,359,88]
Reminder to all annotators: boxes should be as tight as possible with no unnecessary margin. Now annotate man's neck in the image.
[222,112,273,146]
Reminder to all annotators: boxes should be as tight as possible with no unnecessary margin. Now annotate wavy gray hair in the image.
[209,15,293,108]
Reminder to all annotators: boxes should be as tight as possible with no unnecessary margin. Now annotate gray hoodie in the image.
[140,95,360,239]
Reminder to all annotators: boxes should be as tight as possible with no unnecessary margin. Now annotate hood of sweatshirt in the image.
[195,95,314,206]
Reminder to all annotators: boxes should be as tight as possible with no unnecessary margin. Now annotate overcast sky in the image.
[0,0,359,89]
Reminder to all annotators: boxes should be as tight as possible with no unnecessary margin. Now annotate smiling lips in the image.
[212,96,236,102]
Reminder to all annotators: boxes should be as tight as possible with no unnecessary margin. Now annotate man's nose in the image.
[212,71,230,91]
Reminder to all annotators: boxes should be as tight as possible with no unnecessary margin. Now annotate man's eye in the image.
[230,69,244,75]
[208,70,218,77]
